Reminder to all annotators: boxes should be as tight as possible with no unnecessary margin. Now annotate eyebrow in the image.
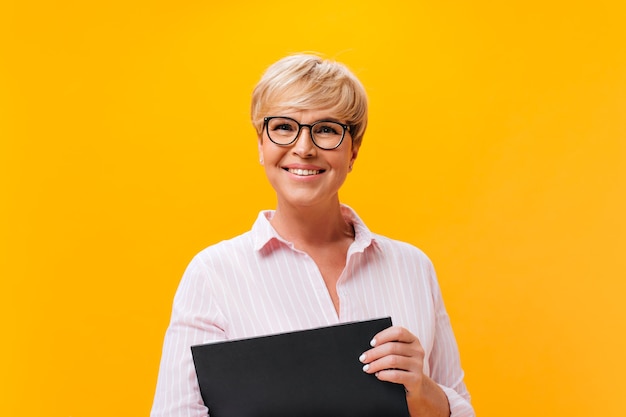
[273,116,346,125]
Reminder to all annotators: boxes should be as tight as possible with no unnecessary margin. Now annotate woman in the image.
[151,54,474,417]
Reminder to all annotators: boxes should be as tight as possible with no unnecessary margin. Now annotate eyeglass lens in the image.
[266,117,345,149]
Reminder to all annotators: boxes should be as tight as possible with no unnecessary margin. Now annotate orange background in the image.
[1,1,625,416]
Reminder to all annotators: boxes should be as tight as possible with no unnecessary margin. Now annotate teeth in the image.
[288,168,321,176]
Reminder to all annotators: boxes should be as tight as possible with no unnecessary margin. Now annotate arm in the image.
[359,264,474,417]
[426,261,474,417]
[151,256,226,417]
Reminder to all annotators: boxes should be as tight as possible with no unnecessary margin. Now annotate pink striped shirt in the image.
[151,205,474,416]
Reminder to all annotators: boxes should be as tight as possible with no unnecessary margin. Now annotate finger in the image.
[361,353,420,375]
[361,340,415,363]
[370,326,418,347]
[374,367,423,390]
[364,353,425,395]
[360,339,424,367]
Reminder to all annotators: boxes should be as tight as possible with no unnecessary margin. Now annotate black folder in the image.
[191,317,410,417]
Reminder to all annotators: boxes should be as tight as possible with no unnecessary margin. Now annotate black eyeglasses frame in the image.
[263,116,351,150]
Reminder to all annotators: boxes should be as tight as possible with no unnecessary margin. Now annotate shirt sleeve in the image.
[151,255,226,417]
[427,262,475,417]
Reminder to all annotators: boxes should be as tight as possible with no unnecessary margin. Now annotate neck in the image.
[270,198,354,247]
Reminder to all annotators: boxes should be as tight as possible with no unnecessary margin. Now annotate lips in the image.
[285,168,324,176]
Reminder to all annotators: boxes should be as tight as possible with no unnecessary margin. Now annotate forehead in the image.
[266,108,345,123]
[263,95,347,122]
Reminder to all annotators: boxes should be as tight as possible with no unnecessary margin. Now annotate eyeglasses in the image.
[263,116,350,150]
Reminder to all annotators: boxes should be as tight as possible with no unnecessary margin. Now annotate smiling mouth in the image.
[284,168,324,176]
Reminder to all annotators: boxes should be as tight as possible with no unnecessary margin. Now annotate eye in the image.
[313,122,342,136]
[268,118,298,134]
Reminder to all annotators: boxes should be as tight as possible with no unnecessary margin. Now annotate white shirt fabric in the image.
[151,205,474,416]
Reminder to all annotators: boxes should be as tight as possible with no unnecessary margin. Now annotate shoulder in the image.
[366,233,440,291]
[345,204,435,270]
[370,232,433,264]
[174,231,256,301]
[189,231,255,270]
[187,210,272,267]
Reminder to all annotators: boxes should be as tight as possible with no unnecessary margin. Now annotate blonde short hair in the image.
[251,54,368,147]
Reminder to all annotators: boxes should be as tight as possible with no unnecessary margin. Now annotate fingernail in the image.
[370,338,377,347]
[362,364,370,372]
[359,353,366,362]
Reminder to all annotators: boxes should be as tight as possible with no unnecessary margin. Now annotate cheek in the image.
[260,142,284,166]
[340,151,355,167]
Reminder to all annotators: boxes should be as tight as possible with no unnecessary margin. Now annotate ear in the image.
[257,135,264,165]
[348,143,360,172]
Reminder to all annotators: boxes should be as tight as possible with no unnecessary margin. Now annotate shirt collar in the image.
[252,204,376,253]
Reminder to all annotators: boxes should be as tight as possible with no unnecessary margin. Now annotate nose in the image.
[292,126,317,157]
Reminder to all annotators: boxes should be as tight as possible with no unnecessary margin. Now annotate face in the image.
[258,107,360,210]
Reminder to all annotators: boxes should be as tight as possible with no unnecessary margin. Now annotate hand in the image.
[358,326,425,396]
[359,326,450,417]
